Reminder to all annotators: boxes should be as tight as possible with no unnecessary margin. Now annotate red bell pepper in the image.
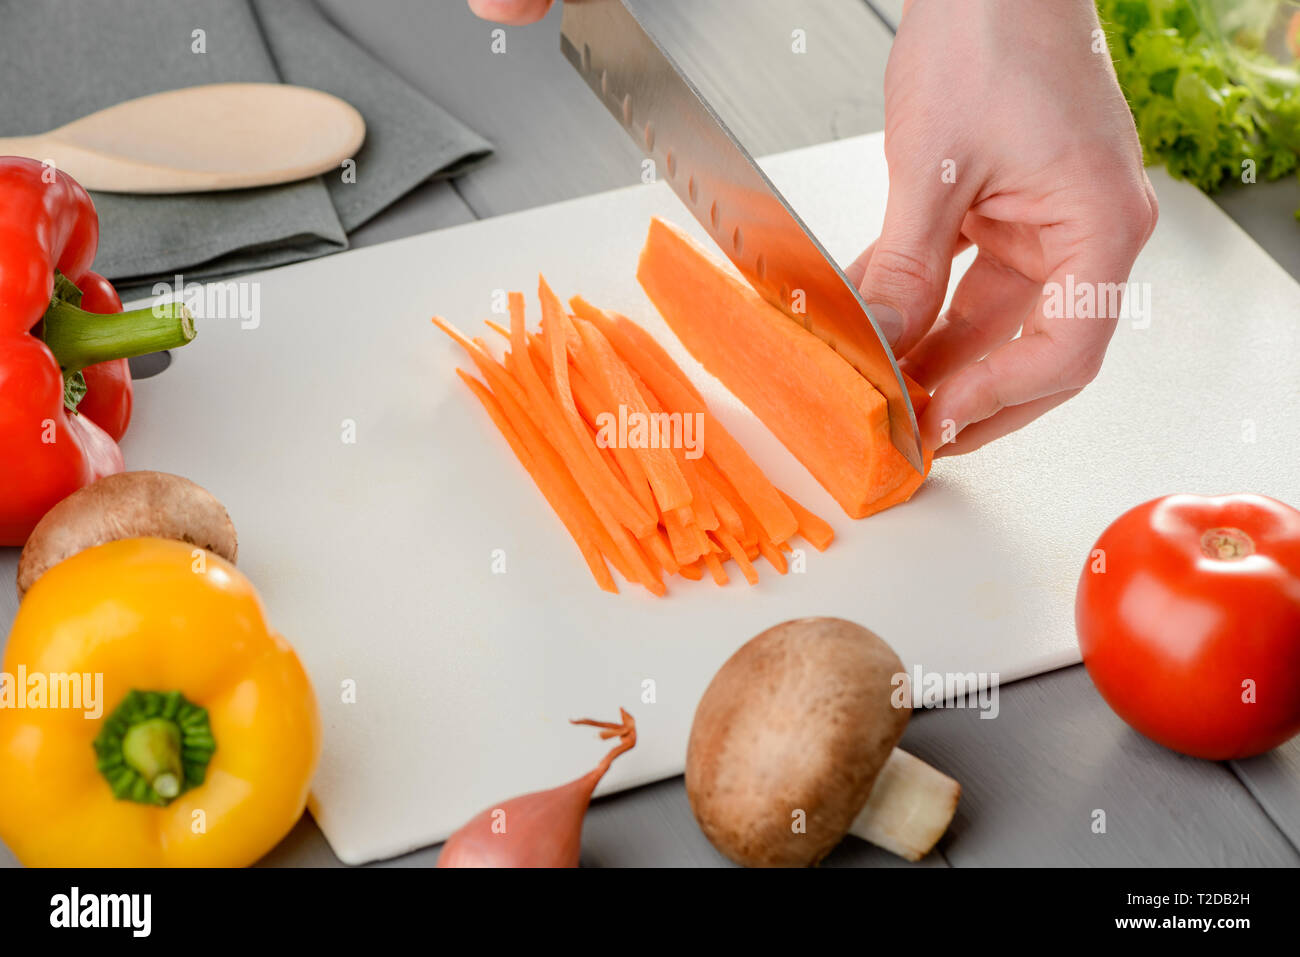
[0,156,194,546]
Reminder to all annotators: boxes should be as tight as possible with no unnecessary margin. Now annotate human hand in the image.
[467,0,553,25]
[845,0,1158,456]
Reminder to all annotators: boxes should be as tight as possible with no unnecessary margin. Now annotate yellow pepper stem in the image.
[122,719,183,800]
[94,690,216,806]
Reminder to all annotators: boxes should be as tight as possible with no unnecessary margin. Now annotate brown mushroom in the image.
[685,617,960,866]
[17,471,237,598]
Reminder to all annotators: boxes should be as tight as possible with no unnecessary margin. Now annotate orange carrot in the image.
[570,317,693,514]
[698,469,746,542]
[757,537,788,574]
[508,290,655,538]
[574,298,798,544]
[454,368,617,593]
[662,509,706,566]
[713,530,759,586]
[437,281,839,596]
[434,319,660,595]
[571,296,705,405]
[703,550,730,586]
[779,490,835,551]
[640,529,680,576]
[637,218,931,518]
[499,348,664,595]
[524,331,657,517]
[677,560,704,581]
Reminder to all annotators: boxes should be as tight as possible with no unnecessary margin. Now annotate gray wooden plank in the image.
[314,0,893,218]
[581,771,949,867]
[1233,739,1300,854]
[904,666,1299,866]
[259,768,948,868]
[626,0,893,155]
[1210,179,1300,285]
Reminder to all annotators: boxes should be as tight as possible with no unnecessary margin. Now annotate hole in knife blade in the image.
[688,176,698,203]
[644,122,655,151]
[600,68,608,97]
[732,226,743,254]
[665,150,676,178]
[582,43,591,72]
[128,351,172,380]
[709,201,720,230]
[755,253,766,278]
[621,93,632,125]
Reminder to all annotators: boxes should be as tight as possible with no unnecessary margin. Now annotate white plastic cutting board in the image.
[3,133,1298,864]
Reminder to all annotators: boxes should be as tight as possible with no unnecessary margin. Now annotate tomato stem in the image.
[1200,527,1255,561]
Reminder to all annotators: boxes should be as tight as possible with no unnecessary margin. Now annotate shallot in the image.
[436,709,635,867]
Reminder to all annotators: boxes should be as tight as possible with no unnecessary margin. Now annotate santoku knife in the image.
[559,0,924,473]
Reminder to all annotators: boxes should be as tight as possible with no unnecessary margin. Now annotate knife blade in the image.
[559,0,923,473]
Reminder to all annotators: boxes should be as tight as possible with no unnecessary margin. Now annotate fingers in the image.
[931,389,1080,457]
[845,233,971,291]
[899,247,1039,390]
[920,234,1144,453]
[852,163,974,352]
[918,145,1157,453]
[467,0,553,25]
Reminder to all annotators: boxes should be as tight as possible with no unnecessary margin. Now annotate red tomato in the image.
[1076,493,1300,760]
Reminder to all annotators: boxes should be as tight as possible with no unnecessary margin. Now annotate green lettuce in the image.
[1097,0,1300,219]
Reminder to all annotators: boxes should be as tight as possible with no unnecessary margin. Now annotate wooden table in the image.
[4,0,1298,868]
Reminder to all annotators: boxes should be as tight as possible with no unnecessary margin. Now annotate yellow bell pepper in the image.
[0,537,320,867]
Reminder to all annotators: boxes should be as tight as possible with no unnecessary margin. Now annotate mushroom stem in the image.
[847,748,960,862]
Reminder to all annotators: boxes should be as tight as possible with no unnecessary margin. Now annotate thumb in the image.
[467,0,553,24]
[852,167,969,354]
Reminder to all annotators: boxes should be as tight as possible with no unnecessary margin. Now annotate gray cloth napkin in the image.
[0,0,491,290]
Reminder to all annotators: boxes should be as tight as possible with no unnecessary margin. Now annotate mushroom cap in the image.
[685,617,910,867]
[17,471,237,598]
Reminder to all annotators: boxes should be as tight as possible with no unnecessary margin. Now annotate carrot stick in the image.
[703,550,730,586]
[571,296,706,405]
[695,456,761,547]
[628,533,667,595]
[452,367,617,594]
[757,537,788,574]
[713,530,759,585]
[508,290,655,538]
[662,509,706,566]
[499,347,664,595]
[678,560,704,581]
[699,470,745,541]
[779,490,835,551]
[441,289,838,596]
[434,324,629,573]
[640,529,680,576]
[436,321,659,594]
[575,300,798,544]
[524,332,657,517]
[570,317,693,514]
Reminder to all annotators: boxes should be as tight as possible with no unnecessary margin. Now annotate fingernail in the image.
[866,303,904,348]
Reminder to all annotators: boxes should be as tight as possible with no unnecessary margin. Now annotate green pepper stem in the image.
[41,299,195,373]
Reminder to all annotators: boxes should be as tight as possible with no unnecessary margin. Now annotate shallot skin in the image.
[436,709,636,868]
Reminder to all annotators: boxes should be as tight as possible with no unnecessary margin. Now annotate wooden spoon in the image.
[0,83,366,194]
